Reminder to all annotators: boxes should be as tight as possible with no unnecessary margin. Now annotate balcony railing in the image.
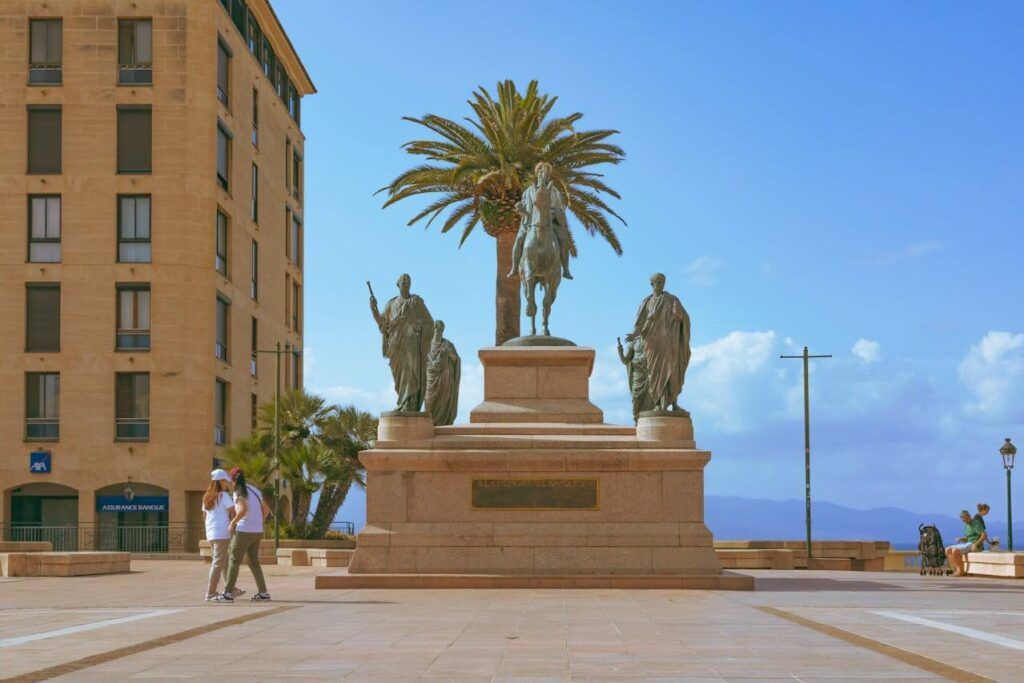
[25,417,59,440]
[119,64,152,85]
[29,64,62,85]
[115,418,150,440]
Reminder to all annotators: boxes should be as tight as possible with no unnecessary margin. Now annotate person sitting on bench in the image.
[945,509,988,576]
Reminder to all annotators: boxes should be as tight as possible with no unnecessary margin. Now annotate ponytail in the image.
[234,470,248,498]
[202,480,221,510]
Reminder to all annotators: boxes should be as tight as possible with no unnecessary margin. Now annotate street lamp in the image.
[1000,438,1016,551]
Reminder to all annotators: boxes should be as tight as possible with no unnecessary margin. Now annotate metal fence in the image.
[4,524,81,551]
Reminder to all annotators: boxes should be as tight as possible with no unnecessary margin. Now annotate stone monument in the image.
[368,273,433,414]
[424,320,460,426]
[321,273,749,589]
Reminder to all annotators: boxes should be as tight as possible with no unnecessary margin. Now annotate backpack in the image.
[918,523,950,576]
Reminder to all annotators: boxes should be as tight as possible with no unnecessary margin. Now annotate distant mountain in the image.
[706,495,1008,549]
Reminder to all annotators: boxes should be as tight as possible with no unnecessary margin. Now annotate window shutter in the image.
[117,108,152,173]
[47,20,62,64]
[26,285,60,351]
[28,108,61,174]
[218,43,230,98]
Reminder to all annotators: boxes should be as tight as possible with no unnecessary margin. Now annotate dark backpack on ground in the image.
[918,523,950,575]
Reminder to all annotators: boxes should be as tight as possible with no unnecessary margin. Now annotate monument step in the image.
[436,423,635,436]
[316,568,754,590]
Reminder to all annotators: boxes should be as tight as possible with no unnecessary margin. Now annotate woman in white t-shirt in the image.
[202,469,236,600]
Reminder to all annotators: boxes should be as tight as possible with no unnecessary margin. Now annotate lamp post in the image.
[255,341,294,553]
[1000,438,1016,551]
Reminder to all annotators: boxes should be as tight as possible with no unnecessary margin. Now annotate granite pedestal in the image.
[320,345,751,589]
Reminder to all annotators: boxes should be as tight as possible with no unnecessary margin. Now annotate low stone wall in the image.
[716,549,794,570]
[1,551,131,577]
[714,540,890,570]
[966,552,1024,578]
[276,548,354,567]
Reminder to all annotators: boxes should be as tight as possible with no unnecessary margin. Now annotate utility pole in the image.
[780,346,831,560]
[255,340,293,552]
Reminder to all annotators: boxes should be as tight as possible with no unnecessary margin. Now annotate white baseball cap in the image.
[210,468,231,482]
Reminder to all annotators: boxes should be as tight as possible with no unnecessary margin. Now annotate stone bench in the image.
[966,552,1024,578]
[0,541,53,552]
[716,549,795,570]
[1,552,131,577]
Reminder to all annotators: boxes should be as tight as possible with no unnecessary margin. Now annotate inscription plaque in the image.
[471,478,599,510]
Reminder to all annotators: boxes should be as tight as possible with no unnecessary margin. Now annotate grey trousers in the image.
[224,531,267,594]
[206,539,229,597]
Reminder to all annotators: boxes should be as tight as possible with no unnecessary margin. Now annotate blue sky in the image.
[273,1,1024,531]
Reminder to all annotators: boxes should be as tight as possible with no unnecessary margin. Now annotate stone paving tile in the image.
[0,563,1020,681]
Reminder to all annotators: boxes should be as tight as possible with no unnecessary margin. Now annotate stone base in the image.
[503,335,577,347]
[317,568,753,590]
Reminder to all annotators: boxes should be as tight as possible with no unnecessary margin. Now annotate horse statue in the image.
[509,163,572,337]
[518,181,562,336]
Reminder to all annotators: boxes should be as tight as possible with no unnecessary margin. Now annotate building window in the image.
[291,350,300,390]
[292,151,302,201]
[118,19,153,85]
[290,213,302,268]
[251,393,258,431]
[117,195,152,262]
[230,0,247,34]
[292,282,300,334]
[29,19,62,85]
[216,296,230,362]
[246,15,260,54]
[26,373,60,440]
[117,106,152,173]
[217,39,230,107]
[217,124,231,190]
[284,207,291,261]
[250,317,258,377]
[285,274,291,330]
[284,139,291,190]
[26,284,60,352]
[116,285,151,350]
[251,88,259,146]
[250,240,258,300]
[28,106,61,174]
[251,164,259,223]
[215,379,228,445]
[261,38,274,79]
[28,196,61,263]
[115,372,150,440]
[216,211,229,275]
[289,84,300,124]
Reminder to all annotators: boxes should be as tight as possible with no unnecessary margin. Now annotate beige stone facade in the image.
[0,0,314,550]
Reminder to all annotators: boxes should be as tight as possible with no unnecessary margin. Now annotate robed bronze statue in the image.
[425,320,461,426]
[625,273,691,414]
[617,335,654,423]
[369,274,434,413]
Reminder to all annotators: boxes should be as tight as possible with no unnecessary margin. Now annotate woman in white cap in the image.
[202,469,235,600]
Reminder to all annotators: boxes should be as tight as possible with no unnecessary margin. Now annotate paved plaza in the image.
[0,561,1022,681]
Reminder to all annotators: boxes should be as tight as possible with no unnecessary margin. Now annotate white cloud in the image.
[687,331,779,432]
[872,241,945,265]
[683,256,723,288]
[852,338,881,363]
[959,331,1024,419]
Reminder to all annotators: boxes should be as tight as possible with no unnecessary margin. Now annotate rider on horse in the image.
[507,162,573,280]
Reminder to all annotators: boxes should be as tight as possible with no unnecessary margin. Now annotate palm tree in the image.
[307,406,376,538]
[379,80,626,344]
[217,434,274,500]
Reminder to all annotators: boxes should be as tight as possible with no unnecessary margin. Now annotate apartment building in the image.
[0,0,315,551]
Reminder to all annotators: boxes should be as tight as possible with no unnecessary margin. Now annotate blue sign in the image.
[96,496,168,513]
[30,451,51,474]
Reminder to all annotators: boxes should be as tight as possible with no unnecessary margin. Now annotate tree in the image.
[380,80,626,344]
[224,390,377,539]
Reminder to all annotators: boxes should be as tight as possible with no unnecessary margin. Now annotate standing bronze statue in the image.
[425,320,461,426]
[369,274,434,413]
[626,273,691,415]
[507,162,572,337]
[617,335,654,423]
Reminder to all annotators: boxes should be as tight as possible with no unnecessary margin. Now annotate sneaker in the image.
[204,594,217,601]
[250,592,271,601]
[211,593,234,602]
[232,588,247,598]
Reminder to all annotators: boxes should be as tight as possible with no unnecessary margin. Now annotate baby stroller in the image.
[918,523,951,576]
